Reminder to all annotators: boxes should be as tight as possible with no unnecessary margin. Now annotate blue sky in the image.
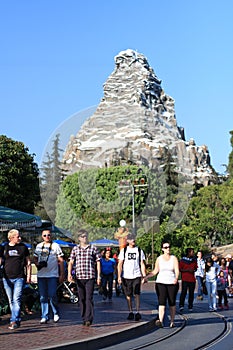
[0,0,232,173]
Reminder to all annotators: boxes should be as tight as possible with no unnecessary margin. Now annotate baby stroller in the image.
[57,281,79,304]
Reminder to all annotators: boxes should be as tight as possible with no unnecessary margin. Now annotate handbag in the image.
[202,278,208,295]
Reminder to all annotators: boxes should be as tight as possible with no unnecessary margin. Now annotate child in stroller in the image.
[57,280,79,303]
[57,256,79,303]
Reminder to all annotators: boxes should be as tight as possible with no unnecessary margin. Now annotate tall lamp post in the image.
[144,217,159,269]
[118,172,148,234]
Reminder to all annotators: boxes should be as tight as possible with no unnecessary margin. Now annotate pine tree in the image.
[39,134,66,223]
[228,130,233,179]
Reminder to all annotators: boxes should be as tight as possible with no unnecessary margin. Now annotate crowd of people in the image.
[0,228,233,331]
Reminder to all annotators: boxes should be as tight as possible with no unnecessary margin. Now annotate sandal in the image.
[155,319,163,328]
[8,322,18,330]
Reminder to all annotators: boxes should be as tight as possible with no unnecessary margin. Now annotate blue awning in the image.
[90,239,119,247]
[53,239,76,248]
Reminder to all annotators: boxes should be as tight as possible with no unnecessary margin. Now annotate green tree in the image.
[177,181,233,248]
[40,134,65,223]
[0,135,40,213]
[228,130,233,179]
[56,165,166,238]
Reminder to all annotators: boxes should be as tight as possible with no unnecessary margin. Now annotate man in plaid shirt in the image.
[68,229,101,326]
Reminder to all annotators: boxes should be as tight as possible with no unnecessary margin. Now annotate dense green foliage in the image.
[0,135,40,213]
[183,182,233,246]
[56,165,172,240]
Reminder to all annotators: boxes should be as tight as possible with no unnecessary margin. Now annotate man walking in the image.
[34,230,65,324]
[68,229,101,326]
[117,233,146,321]
[0,229,31,330]
[179,248,197,312]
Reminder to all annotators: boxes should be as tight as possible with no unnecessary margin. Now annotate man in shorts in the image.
[117,233,146,321]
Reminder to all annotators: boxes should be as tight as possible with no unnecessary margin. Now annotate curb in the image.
[39,318,157,350]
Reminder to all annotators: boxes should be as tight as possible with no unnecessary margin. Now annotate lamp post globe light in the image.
[119,219,126,227]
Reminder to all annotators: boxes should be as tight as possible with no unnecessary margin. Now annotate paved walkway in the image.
[0,282,232,350]
[0,282,159,350]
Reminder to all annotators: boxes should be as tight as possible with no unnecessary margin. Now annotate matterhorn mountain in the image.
[63,49,217,186]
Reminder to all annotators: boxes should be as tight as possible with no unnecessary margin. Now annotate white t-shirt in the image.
[118,246,145,279]
[205,262,221,283]
[34,242,63,278]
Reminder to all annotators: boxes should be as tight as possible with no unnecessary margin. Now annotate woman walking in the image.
[100,248,116,301]
[205,257,220,312]
[144,240,179,328]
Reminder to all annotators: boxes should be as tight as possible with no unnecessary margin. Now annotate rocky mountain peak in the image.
[63,49,217,186]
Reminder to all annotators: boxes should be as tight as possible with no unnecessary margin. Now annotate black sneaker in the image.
[135,313,141,321]
[127,312,134,320]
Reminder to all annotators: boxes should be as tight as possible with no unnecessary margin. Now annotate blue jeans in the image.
[3,277,25,323]
[196,276,203,297]
[38,277,59,320]
[206,280,217,310]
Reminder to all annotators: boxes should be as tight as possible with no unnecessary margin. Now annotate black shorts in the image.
[155,282,179,306]
[122,277,141,296]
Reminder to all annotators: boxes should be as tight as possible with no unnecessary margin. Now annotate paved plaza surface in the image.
[0,282,233,350]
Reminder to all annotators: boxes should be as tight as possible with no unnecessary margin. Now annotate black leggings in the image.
[156,282,179,306]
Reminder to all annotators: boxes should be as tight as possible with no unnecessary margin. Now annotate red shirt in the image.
[179,257,197,282]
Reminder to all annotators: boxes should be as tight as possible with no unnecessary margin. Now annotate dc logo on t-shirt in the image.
[128,253,136,260]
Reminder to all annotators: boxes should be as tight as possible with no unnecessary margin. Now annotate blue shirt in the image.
[100,258,116,275]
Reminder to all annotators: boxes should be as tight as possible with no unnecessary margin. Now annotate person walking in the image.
[144,240,179,328]
[0,229,31,330]
[195,250,205,300]
[117,233,146,321]
[217,270,229,310]
[67,229,101,326]
[205,257,221,312]
[34,230,65,324]
[100,248,116,302]
[179,248,197,312]
[219,257,231,289]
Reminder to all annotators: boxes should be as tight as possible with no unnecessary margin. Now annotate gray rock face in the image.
[63,49,216,186]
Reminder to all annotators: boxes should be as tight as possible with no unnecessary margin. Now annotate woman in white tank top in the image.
[143,241,179,328]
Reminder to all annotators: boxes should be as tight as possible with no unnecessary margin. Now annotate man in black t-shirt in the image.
[0,229,31,330]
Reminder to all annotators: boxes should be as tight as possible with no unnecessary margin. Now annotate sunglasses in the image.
[43,234,51,237]
[163,246,170,249]
[80,235,87,238]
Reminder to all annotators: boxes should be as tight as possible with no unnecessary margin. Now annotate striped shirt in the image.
[69,244,101,279]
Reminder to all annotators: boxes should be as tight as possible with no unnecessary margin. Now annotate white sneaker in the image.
[40,318,47,324]
[54,314,60,323]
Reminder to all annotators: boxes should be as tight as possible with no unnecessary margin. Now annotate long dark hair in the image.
[205,257,213,272]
